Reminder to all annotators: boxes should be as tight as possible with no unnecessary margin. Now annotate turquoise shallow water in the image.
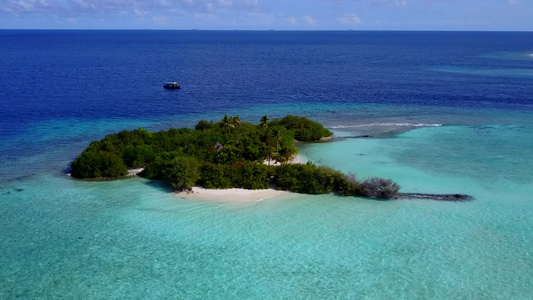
[1,31,533,298]
[1,123,532,299]
[2,102,531,184]
[306,125,533,190]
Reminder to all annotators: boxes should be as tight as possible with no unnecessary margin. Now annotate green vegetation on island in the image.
[70,115,401,199]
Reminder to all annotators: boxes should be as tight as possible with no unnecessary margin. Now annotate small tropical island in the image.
[70,115,471,201]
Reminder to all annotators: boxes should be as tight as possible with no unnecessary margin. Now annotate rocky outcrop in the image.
[396,193,474,201]
[317,136,334,142]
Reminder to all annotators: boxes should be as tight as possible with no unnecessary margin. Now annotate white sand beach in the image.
[184,154,304,201]
[263,153,304,166]
[127,168,144,176]
[132,154,305,201]
[176,187,289,202]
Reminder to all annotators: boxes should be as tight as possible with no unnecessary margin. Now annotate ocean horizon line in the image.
[1,28,532,33]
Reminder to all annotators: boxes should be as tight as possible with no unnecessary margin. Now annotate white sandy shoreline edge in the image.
[178,155,306,201]
[176,187,289,202]
[178,154,305,201]
[130,154,306,202]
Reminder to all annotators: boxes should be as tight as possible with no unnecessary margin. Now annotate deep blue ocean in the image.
[1,30,532,299]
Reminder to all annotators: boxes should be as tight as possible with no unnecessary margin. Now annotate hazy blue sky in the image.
[0,0,531,30]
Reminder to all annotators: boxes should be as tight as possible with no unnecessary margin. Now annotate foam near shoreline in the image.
[330,123,443,129]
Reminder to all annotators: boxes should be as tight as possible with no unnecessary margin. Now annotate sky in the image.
[0,0,531,31]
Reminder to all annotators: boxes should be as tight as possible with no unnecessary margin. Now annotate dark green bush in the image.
[199,162,273,190]
[70,115,400,200]
[272,115,332,141]
[226,162,273,190]
[199,163,233,189]
[161,156,201,191]
[275,164,337,194]
[71,115,304,179]
[274,164,365,196]
[195,120,217,131]
[71,149,127,179]
[140,151,183,179]
[335,173,362,196]
[123,145,155,168]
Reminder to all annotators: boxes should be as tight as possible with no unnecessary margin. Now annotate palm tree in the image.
[232,115,242,126]
[220,114,233,130]
[273,129,282,152]
[259,115,269,130]
[260,115,270,144]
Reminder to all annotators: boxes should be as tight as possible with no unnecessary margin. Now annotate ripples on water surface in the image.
[0,31,532,298]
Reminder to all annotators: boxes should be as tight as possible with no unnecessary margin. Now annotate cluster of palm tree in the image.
[220,114,242,130]
[258,115,295,165]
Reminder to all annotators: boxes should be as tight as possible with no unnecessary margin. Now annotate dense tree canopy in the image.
[70,115,400,199]
[271,115,333,141]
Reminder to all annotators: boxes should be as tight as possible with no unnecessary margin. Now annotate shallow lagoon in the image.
[2,123,532,299]
[1,30,532,298]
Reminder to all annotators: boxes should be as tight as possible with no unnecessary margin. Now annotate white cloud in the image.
[288,16,297,25]
[134,9,148,16]
[337,13,362,25]
[395,0,407,7]
[72,0,90,9]
[305,15,316,26]
[12,0,35,10]
[194,12,220,23]
[1,0,261,16]
[151,15,167,24]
